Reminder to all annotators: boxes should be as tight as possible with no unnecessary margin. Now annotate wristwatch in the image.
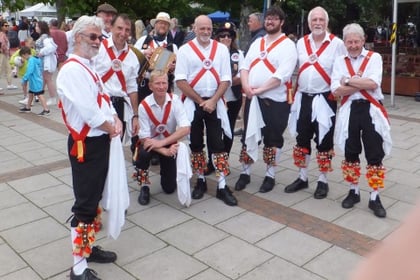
[344,78,350,86]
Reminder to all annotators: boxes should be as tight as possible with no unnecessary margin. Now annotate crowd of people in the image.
[0,3,393,280]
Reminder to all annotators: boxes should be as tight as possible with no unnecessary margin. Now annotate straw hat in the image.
[150,12,174,29]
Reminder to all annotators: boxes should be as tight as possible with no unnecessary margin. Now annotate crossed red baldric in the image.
[101,39,129,93]
[140,94,173,138]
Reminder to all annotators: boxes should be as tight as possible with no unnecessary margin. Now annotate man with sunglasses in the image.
[234,6,297,193]
[57,15,123,280]
[285,6,346,199]
[95,13,140,144]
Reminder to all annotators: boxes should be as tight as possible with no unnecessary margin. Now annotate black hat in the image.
[215,22,236,38]
[96,3,117,14]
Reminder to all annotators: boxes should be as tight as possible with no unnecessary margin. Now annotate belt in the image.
[301,91,330,97]
[352,99,369,104]
[110,96,125,103]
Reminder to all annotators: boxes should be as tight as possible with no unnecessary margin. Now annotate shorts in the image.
[29,90,45,96]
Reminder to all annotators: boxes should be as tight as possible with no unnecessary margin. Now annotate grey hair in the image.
[249,12,264,24]
[72,15,104,38]
[307,6,329,24]
[343,23,365,41]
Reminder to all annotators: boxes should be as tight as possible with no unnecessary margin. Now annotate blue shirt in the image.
[22,56,43,93]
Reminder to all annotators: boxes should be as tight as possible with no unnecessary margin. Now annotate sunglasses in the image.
[80,32,104,41]
[219,33,232,39]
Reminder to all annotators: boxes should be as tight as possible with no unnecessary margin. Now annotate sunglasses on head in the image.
[80,32,104,41]
[219,33,232,39]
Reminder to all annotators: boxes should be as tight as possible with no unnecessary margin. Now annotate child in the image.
[18,46,50,116]
[10,37,37,104]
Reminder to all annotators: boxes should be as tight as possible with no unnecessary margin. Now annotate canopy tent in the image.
[208,11,230,23]
[19,3,57,18]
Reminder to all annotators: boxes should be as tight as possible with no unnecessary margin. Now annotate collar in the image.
[68,54,95,68]
[106,36,129,52]
[151,93,171,107]
[308,32,332,44]
[345,48,368,60]
[192,38,214,50]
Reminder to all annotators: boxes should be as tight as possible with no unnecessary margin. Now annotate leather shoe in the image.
[369,195,387,218]
[314,181,329,199]
[204,161,215,176]
[70,268,101,280]
[86,246,117,263]
[284,178,308,193]
[192,178,207,199]
[138,186,150,205]
[259,176,275,193]
[235,174,250,191]
[341,190,360,208]
[216,187,238,206]
[150,154,160,165]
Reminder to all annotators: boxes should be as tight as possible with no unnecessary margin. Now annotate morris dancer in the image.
[331,23,392,218]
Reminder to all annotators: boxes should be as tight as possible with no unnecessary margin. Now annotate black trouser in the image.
[345,100,384,165]
[296,92,337,154]
[69,134,110,227]
[241,97,290,148]
[134,143,177,193]
[111,96,126,137]
[190,102,225,153]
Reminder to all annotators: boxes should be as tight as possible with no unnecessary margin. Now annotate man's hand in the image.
[143,138,164,152]
[143,47,155,59]
[131,117,139,136]
[200,98,217,113]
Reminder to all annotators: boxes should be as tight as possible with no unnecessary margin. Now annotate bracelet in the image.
[132,115,139,120]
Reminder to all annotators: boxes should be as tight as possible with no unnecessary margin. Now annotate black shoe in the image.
[70,268,101,280]
[138,186,150,205]
[234,128,244,136]
[216,187,238,206]
[192,178,207,199]
[314,181,329,199]
[235,174,250,191]
[86,246,117,263]
[259,176,275,193]
[341,190,361,209]
[204,161,215,176]
[369,195,387,218]
[284,178,308,193]
[151,155,160,165]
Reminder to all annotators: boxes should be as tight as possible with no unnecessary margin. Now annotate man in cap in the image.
[96,3,117,39]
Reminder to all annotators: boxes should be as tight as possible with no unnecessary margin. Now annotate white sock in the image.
[218,175,226,189]
[71,227,88,275]
[275,147,282,165]
[370,191,378,200]
[266,165,275,178]
[299,168,308,181]
[198,174,206,181]
[318,172,327,183]
[350,184,360,195]
[242,163,252,175]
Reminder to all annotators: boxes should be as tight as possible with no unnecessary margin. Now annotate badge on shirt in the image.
[231,53,239,62]
[111,59,122,72]
[309,54,318,64]
[155,124,167,134]
[203,58,213,70]
[259,51,267,60]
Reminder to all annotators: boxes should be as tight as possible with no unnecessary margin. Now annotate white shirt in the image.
[175,38,232,98]
[296,32,346,93]
[134,34,179,54]
[57,54,116,136]
[66,30,74,57]
[331,48,384,101]
[242,34,297,102]
[94,37,140,97]
[138,93,190,140]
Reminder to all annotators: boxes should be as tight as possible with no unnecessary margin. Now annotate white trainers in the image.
[7,85,18,90]
[19,97,28,105]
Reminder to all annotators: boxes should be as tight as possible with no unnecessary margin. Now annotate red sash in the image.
[342,51,389,122]
[141,94,173,138]
[188,40,220,88]
[59,58,111,162]
[100,39,129,93]
[249,35,292,98]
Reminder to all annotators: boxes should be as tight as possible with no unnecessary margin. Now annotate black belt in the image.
[110,96,125,103]
[301,91,331,96]
[352,99,369,104]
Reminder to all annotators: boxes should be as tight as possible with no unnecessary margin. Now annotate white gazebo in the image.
[19,3,56,18]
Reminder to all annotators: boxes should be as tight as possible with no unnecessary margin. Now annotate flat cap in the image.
[96,3,117,14]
